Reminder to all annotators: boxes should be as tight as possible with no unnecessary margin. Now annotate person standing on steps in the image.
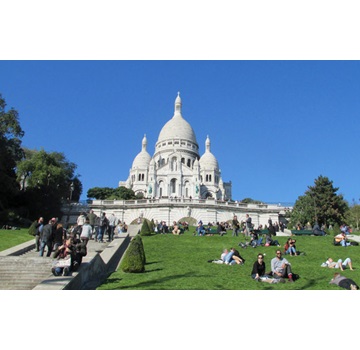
[35,217,44,252]
[39,218,56,257]
[87,209,97,239]
[108,213,117,242]
[97,212,109,243]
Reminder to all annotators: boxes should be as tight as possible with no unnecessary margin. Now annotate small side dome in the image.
[199,135,219,170]
[132,134,151,169]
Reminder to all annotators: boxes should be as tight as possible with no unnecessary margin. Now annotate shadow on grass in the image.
[110,271,205,290]
[145,261,161,265]
[101,278,123,285]
[144,268,163,273]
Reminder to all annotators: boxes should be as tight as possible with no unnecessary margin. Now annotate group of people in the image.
[250,251,358,288]
[93,212,127,243]
[33,216,88,276]
[154,220,189,235]
[51,235,87,276]
[251,250,296,283]
[231,214,253,237]
[33,210,130,276]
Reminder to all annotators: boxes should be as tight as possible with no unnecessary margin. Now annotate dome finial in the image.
[174,92,182,116]
[205,135,211,152]
[142,134,147,151]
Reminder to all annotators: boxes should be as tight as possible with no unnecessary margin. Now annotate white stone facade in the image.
[90,198,283,228]
[119,93,232,200]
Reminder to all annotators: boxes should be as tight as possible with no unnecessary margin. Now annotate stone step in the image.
[0,255,55,290]
[0,225,137,290]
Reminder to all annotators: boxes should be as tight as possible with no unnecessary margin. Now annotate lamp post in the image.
[70,182,74,202]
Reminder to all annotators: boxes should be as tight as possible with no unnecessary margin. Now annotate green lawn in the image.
[0,229,33,252]
[98,230,360,290]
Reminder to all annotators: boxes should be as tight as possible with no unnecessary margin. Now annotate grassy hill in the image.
[98,229,360,290]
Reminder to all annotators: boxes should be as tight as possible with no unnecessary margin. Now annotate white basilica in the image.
[119,93,232,200]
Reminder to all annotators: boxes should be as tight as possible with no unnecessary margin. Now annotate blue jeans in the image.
[98,226,106,242]
[232,228,239,236]
[224,251,234,264]
[39,240,52,257]
[286,247,296,255]
[196,228,205,236]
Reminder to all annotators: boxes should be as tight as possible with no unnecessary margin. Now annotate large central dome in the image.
[156,93,198,146]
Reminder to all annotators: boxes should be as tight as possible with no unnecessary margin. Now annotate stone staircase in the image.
[0,224,142,290]
[0,254,54,290]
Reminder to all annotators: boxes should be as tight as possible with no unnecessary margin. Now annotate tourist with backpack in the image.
[97,212,109,243]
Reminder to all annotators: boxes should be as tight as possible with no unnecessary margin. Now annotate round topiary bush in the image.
[140,219,152,236]
[119,236,145,273]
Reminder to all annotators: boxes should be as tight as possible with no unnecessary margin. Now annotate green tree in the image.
[241,197,263,204]
[87,186,135,200]
[16,148,81,219]
[112,186,136,200]
[0,94,24,213]
[87,187,116,200]
[346,200,360,231]
[288,194,315,228]
[290,175,348,227]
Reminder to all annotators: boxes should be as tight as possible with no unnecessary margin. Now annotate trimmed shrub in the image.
[133,234,146,264]
[140,219,152,236]
[119,236,145,273]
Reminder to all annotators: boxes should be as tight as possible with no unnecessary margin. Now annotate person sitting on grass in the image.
[312,222,326,236]
[195,221,206,236]
[329,273,359,290]
[265,233,280,247]
[334,232,351,246]
[284,238,297,256]
[251,253,267,280]
[251,253,280,283]
[172,222,181,235]
[239,230,263,249]
[270,250,295,282]
[217,222,227,236]
[208,248,228,264]
[321,257,354,271]
[224,247,245,265]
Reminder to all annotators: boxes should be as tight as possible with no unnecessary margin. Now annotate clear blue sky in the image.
[1,60,359,205]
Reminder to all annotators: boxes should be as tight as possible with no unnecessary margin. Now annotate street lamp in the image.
[70,182,74,202]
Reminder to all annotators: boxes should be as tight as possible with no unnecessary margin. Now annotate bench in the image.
[291,230,313,236]
[254,229,269,236]
[206,227,221,235]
